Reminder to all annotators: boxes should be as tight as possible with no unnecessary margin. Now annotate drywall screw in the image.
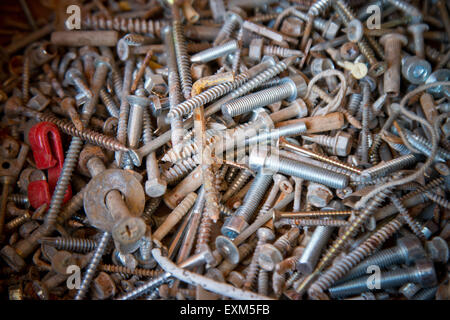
[339,236,426,283]
[250,147,349,189]
[221,170,272,239]
[407,24,429,59]
[75,231,111,300]
[221,75,307,118]
[258,227,300,271]
[4,99,129,152]
[385,0,423,23]
[214,8,247,46]
[296,226,334,275]
[64,68,92,99]
[302,132,353,157]
[332,0,386,78]
[39,237,98,253]
[380,33,408,96]
[243,227,275,291]
[191,40,238,64]
[153,192,197,242]
[329,260,436,298]
[308,215,405,296]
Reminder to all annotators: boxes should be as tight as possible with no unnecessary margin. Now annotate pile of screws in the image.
[0,0,449,301]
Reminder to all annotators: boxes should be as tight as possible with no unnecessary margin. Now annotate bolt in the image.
[221,170,273,239]
[329,259,437,298]
[249,146,349,189]
[302,132,353,157]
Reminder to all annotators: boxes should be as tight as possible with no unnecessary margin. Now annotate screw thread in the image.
[75,231,111,300]
[83,14,167,37]
[243,237,266,290]
[309,216,403,295]
[222,169,253,202]
[223,82,295,117]
[38,113,129,152]
[258,269,269,295]
[274,228,299,255]
[40,237,98,252]
[8,194,29,207]
[142,197,162,226]
[195,210,214,253]
[99,89,119,118]
[162,155,199,185]
[173,20,192,100]
[214,17,240,46]
[385,0,422,22]
[391,195,426,240]
[263,46,303,58]
[57,188,85,224]
[424,192,450,209]
[167,72,250,119]
[235,172,272,222]
[309,0,331,16]
[100,264,163,277]
[5,213,30,231]
[362,154,417,179]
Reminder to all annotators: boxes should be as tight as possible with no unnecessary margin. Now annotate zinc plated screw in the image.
[221,170,273,239]
[328,260,436,298]
[249,147,349,189]
[221,75,307,118]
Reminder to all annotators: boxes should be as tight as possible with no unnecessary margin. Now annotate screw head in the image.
[258,243,283,271]
[221,215,249,239]
[215,235,240,264]
[346,19,364,43]
[257,227,275,241]
[402,56,431,85]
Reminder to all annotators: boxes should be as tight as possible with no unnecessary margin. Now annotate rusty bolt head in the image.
[281,17,303,38]
[306,183,333,207]
[333,131,353,156]
[92,271,116,300]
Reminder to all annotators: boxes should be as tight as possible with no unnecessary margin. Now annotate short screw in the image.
[258,227,300,271]
[407,24,429,59]
[64,68,92,99]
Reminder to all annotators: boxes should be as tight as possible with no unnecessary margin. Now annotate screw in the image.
[329,259,436,298]
[385,0,423,23]
[401,55,432,85]
[213,8,247,46]
[221,76,307,118]
[191,40,238,64]
[407,24,429,59]
[39,237,98,253]
[64,68,92,99]
[302,132,353,157]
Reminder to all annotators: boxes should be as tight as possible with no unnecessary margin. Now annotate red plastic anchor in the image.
[27,122,72,209]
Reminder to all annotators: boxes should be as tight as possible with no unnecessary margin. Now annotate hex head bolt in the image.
[258,227,300,271]
[338,236,427,283]
[221,75,307,118]
[190,40,238,64]
[249,147,349,189]
[302,132,353,157]
[243,228,275,291]
[380,33,408,96]
[329,259,437,298]
[64,68,92,99]
[407,24,429,59]
[290,8,339,40]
